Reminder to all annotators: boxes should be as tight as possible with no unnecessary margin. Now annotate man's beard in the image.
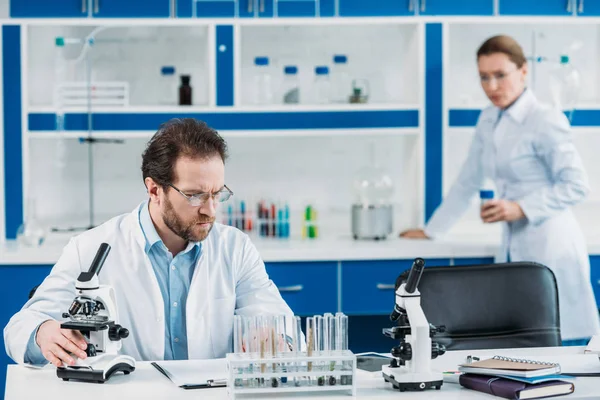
[162,196,215,242]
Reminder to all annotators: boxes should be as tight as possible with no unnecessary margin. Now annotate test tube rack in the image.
[226,350,357,399]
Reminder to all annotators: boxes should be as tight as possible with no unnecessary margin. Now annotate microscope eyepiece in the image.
[76,243,111,284]
[404,257,425,294]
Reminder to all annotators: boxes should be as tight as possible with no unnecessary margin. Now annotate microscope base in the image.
[57,354,136,384]
[382,366,443,392]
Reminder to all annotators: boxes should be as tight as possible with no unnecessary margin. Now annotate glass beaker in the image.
[17,198,47,247]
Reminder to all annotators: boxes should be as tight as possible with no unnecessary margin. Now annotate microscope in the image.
[382,258,446,392]
[57,242,136,383]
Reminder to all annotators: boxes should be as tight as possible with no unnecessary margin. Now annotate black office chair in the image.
[396,262,562,350]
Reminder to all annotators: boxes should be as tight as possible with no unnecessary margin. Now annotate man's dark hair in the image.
[141,118,228,188]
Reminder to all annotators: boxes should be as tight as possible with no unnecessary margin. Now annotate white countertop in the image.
[3,229,600,265]
[5,346,599,400]
[0,232,500,265]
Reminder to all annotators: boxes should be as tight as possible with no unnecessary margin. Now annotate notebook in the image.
[151,358,228,389]
[458,356,561,378]
[459,373,574,400]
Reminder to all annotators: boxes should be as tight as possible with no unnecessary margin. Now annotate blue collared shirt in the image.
[24,201,201,364]
[138,200,201,360]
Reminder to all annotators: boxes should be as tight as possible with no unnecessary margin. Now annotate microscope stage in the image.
[61,320,112,331]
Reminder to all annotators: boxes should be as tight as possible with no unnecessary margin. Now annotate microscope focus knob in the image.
[109,325,130,341]
[86,343,97,357]
[392,342,412,361]
[431,342,446,359]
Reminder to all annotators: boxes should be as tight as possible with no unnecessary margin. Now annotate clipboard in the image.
[151,358,228,390]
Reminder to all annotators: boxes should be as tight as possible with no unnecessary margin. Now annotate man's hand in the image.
[399,229,430,239]
[481,200,525,223]
[35,320,88,367]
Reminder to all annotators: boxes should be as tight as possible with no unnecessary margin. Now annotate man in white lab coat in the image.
[401,35,600,343]
[4,118,295,367]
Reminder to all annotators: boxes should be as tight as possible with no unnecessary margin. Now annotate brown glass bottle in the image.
[179,75,192,105]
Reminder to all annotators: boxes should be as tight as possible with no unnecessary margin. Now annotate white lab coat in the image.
[425,89,600,340]
[4,203,294,364]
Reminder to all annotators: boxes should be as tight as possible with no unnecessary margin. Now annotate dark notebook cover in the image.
[459,373,574,399]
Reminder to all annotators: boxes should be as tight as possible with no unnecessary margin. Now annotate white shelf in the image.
[27,103,419,114]
[27,127,420,140]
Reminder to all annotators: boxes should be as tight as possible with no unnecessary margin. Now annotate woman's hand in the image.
[481,200,525,223]
[399,229,430,239]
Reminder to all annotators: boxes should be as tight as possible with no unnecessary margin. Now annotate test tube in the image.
[233,315,244,387]
[336,312,350,385]
[234,315,243,355]
[306,317,315,373]
[290,316,302,387]
[246,315,259,387]
[314,315,326,386]
[325,313,337,385]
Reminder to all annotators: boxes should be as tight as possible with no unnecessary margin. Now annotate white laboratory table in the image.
[5,346,600,400]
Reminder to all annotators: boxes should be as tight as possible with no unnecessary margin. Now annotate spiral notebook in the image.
[458,356,561,378]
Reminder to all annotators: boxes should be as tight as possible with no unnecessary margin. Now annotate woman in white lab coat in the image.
[401,35,600,343]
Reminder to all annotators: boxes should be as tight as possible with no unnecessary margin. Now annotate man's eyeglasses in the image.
[168,184,233,207]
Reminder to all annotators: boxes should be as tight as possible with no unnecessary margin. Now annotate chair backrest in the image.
[396,262,561,350]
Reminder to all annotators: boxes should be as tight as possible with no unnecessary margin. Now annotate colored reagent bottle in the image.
[480,189,494,207]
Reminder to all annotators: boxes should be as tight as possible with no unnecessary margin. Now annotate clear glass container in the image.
[548,55,580,119]
[253,56,273,105]
[313,66,331,104]
[17,198,47,247]
[353,165,394,207]
[331,55,351,103]
[159,65,177,105]
[282,65,300,104]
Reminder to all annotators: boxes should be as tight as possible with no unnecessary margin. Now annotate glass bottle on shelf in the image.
[159,66,177,106]
[253,56,273,105]
[331,54,351,103]
[313,66,331,105]
[282,65,300,104]
[179,75,192,105]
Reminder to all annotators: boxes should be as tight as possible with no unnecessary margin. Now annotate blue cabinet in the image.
[264,261,338,315]
[10,0,88,18]
[419,0,494,16]
[237,0,273,18]
[453,257,495,266]
[576,0,600,16]
[341,258,451,315]
[178,0,236,17]
[498,0,575,15]
[11,0,171,18]
[0,265,53,400]
[92,0,171,17]
[277,0,317,17]
[338,0,415,17]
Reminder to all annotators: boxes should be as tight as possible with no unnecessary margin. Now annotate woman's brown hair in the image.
[477,35,527,68]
